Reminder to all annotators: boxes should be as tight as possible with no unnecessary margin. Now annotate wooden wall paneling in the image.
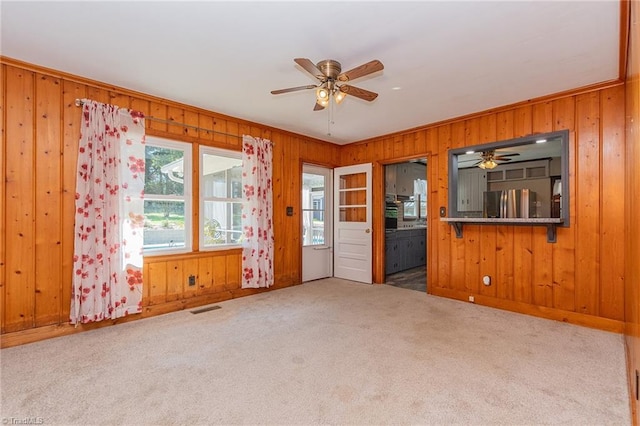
[167,107,185,137]
[382,137,393,161]
[147,261,167,305]
[496,225,515,300]
[463,119,481,294]
[0,64,5,332]
[182,257,199,299]
[373,160,384,283]
[532,101,553,133]
[197,256,214,295]
[226,121,240,149]
[511,105,534,303]
[213,117,228,145]
[287,136,301,284]
[415,130,427,155]
[512,227,533,304]
[575,92,601,315]
[423,128,437,289]
[513,105,533,137]
[142,263,150,305]
[108,92,130,110]
[166,259,184,302]
[183,110,200,140]
[61,80,85,323]
[551,97,577,312]
[392,135,404,158]
[402,133,416,157]
[5,66,36,332]
[271,133,289,283]
[85,86,110,104]
[625,2,640,422]
[435,126,451,290]
[191,142,200,252]
[149,102,168,133]
[449,122,466,291]
[226,254,240,290]
[130,98,150,118]
[478,114,497,298]
[34,73,63,327]
[198,113,214,142]
[212,254,227,292]
[599,85,625,320]
[531,102,554,307]
[495,110,515,300]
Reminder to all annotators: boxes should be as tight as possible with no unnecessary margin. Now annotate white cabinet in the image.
[457,168,487,212]
[385,165,397,194]
[396,163,425,196]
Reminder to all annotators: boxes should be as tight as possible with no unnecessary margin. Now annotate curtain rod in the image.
[75,99,242,140]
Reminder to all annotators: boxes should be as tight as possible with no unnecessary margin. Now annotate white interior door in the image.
[302,165,333,282]
[333,163,372,284]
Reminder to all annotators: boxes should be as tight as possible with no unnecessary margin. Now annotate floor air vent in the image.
[190,305,221,314]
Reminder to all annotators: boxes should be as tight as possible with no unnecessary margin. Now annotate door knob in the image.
[365,229,371,233]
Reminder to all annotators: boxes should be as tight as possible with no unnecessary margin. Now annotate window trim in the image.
[199,145,243,251]
[143,136,193,255]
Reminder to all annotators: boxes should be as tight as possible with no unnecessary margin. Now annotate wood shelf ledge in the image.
[440,217,564,243]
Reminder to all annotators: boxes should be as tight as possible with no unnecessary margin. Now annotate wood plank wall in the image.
[0,58,340,347]
[340,85,626,333]
[625,0,640,423]
[0,55,629,347]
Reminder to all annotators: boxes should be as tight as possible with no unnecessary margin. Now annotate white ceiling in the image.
[0,1,621,145]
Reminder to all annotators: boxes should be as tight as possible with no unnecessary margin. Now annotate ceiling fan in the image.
[271,58,384,110]
[460,150,520,169]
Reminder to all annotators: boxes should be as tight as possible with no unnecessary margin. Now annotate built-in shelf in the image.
[440,217,564,243]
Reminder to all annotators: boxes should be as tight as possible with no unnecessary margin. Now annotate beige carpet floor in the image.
[0,278,630,425]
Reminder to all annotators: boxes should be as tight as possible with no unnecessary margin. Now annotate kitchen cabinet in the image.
[385,164,397,194]
[385,228,426,275]
[457,168,487,212]
[396,163,426,196]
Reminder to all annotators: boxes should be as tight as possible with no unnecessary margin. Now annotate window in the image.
[143,137,192,253]
[302,172,327,246]
[200,147,243,249]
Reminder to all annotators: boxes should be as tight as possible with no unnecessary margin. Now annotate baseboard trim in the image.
[429,286,624,334]
[0,282,300,349]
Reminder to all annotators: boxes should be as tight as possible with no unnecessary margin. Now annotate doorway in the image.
[302,165,333,282]
[384,159,428,292]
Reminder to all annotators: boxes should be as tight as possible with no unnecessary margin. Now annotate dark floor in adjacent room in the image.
[385,266,426,292]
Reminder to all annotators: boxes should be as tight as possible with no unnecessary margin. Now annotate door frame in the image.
[301,163,333,282]
[375,153,431,286]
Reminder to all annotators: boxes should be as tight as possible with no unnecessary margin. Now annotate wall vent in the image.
[190,305,221,315]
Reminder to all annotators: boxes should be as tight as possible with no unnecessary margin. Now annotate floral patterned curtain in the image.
[241,135,274,288]
[70,100,146,324]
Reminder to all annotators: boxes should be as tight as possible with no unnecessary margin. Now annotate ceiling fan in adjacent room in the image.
[271,58,384,110]
[460,150,520,169]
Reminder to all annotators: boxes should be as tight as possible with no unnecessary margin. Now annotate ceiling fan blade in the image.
[313,101,325,111]
[271,85,317,95]
[496,153,520,157]
[337,59,384,82]
[494,157,513,161]
[294,58,324,79]
[339,85,378,102]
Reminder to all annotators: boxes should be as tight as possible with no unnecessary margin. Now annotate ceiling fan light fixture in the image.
[334,90,346,104]
[316,87,329,101]
[478,160,498,170]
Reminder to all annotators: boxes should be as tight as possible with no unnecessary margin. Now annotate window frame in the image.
[199,145,244,251]
[143,136,193,255]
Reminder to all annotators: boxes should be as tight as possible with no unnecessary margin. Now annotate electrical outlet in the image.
[468,295,475,303]
[188,275,196,287]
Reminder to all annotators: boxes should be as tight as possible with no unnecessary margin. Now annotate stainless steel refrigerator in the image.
[483,189,537,218]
